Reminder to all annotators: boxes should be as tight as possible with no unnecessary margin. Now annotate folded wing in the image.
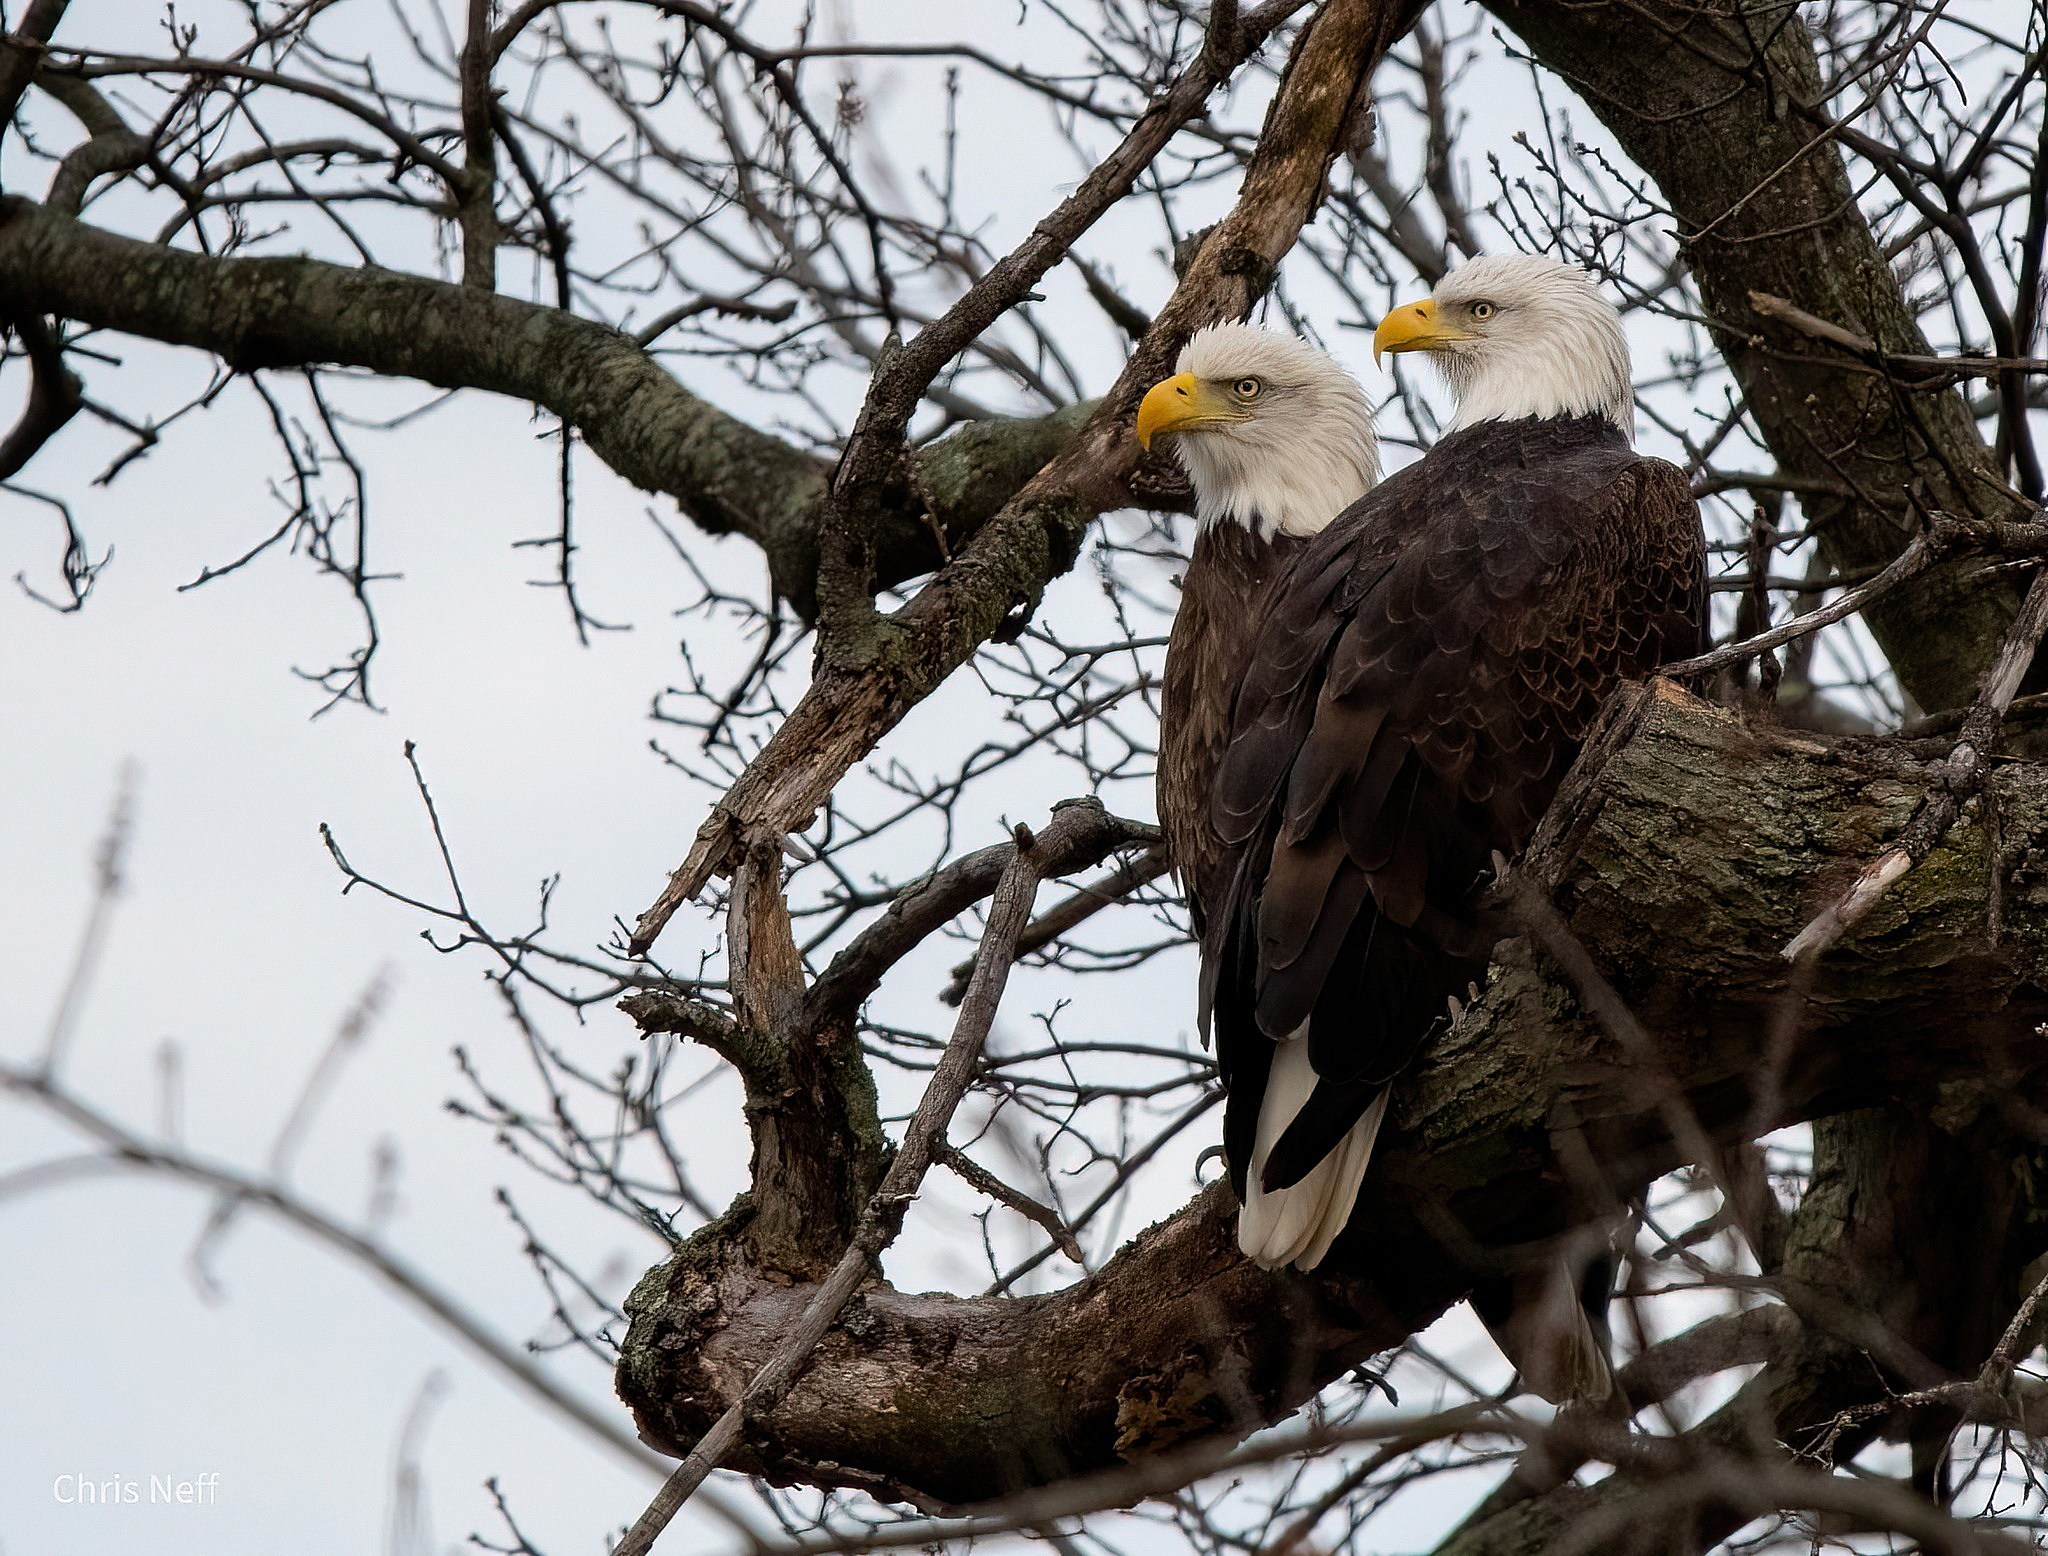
[1202,416,1705,1270]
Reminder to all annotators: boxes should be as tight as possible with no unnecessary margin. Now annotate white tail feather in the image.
[1238,1038,1387,1272]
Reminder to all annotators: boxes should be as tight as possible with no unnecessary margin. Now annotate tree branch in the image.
[0,306,82,479]
[1785,564,2048,961]
[628,0,1426,950]
[0,0,68,130]
[0,195,1101,616]
[614,803,1097,1554]
[457,0,499,290]
[616,684,2048,1504]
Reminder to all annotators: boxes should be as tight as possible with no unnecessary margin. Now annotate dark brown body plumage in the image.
[1159,521,1306,937]
[1184,414,1706,1218]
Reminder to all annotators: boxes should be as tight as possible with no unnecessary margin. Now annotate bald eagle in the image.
[1141,257,1705,1332]
[1138,324,1381,934]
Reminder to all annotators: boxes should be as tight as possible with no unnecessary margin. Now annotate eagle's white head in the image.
[1134,323,1379,541]
[1373,254,1634,439]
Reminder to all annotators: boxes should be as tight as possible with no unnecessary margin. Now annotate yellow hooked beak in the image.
[1135,372,1243,450]
[1372,298,1473,364]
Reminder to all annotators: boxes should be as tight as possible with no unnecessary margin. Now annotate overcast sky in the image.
[0,1,1852,1550]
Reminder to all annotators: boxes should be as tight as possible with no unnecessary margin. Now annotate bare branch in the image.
[615,801,1106,1554]
[630,0,1426,949]
[1785,563,2048,961]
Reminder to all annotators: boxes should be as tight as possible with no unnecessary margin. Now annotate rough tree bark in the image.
[615,683,2048,1505]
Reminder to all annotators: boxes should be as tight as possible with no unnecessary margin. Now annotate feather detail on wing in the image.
[1201,415,1706,1269]
[1159,522,1309,939]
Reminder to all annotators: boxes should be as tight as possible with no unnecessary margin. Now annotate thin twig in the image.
[41,767,134,1076]
[1662,524,1947,679]
[750,1405,1505,1556]
[938,841,1168,1005]
[0,1060,771,1531]
[1751,289,2048,380]
[933,1140,1085,1263]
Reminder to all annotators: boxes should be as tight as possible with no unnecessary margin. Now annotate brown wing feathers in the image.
[1202,416,1705,1210]
[1160,522,1310,938]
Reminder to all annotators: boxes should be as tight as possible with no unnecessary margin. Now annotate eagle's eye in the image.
[1233,376,1263,401]
[1470,300,1497,321]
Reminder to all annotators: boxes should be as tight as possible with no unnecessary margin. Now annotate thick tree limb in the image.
[613,804,1101,1554]
[616,684,2048,1504]
[0,306,81,478]
[622,802,1155,1283]
[0,195,1100,616]
[0,0,67,131]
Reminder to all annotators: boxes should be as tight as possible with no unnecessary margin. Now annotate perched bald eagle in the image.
[1142,258,1705,1341]
[1138,324,1381,934]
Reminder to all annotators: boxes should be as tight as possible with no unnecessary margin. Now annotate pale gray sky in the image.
[0,0,1913,1550]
